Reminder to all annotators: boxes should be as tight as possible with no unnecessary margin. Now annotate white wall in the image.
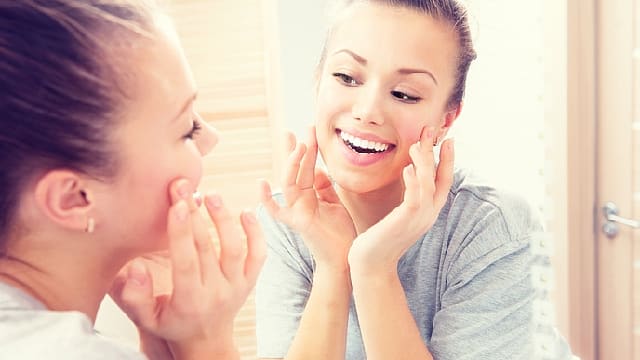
[276,0,328,138]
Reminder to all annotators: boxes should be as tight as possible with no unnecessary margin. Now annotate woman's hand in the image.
[348,128,454,275]
[109,179,267,360]
[260,126,356,271]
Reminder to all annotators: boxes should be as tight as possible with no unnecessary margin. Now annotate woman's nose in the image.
[197,121,219,156]
[351,86,384,125]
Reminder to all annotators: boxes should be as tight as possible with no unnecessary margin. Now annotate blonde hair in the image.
[0,0,158,244]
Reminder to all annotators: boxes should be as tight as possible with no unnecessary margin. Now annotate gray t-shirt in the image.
[0,282,146,360]
[256,169,576,360]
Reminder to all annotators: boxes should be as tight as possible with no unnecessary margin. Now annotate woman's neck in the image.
[0,236,126,322]
[336,179,405,235]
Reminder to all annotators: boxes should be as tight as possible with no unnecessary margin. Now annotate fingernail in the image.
[192,191,203,207]
[177,180,190,200]
[175,201,188,221]
[127,261,147,286]
[404,164,415,175]
[447,138,455,150]
[242,209,256,223]
[206,194,223,209]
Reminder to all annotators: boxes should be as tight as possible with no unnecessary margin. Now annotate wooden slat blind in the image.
[167,1,275,358]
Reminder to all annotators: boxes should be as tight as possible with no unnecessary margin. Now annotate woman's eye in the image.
[332,72,359,86]
[391,90,421,103]
[184,119,202,140]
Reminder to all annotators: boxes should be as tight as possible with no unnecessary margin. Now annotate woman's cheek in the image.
[396,119,424,145]
[399,109,437,144]
[181,142,205,186]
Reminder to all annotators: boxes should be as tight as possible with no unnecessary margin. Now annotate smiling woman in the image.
[255,1,576,359]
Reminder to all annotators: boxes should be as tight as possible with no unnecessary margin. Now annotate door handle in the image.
[602,202,640,238]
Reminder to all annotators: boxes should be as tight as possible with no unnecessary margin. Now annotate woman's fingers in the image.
[170,180,215,284]
[402,161,419,209]
[170,179,200,212]
[284,141,306,188]
[240,210,267,283]
[284,131,296,154]
[314,168,340,204]
[296,126,318,190]
[112,260,158,330]
[139,252,173,296]
[402,128,453,222]
[259,179,283,219]
[167,200,201,311]
[434,138,455,208]
[205,193,244,281]
[412,128,436,196]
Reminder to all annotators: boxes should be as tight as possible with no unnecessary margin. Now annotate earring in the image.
[85,217,95,233]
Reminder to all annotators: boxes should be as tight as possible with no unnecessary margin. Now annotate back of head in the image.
[0,0,156,249]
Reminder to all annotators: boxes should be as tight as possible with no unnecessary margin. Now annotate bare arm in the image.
[283,266,351,359]
[348,130,453,359]
[259,128,357,360]
[350,268,433,360]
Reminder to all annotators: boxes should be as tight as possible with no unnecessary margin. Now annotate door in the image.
[596,0,639,358]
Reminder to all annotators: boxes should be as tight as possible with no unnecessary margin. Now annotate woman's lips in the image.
[335,129,395,166]
[336,128,394,148]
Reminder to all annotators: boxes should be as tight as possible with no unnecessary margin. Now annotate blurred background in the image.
[95,1,640,359]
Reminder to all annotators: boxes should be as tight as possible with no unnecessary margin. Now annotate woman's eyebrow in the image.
[331,49,367,65]
[397,68,438,86]
[331,49,438,86]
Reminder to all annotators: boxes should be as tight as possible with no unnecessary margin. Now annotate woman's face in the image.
[95,21,217,254]
[315,2,460,194]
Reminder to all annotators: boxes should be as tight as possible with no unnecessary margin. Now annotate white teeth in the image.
[339,131,390,152]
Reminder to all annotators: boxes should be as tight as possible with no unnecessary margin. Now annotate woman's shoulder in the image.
[0,284,144,360]
[430,169,545,285]
[0,316,144,359]
[446,167,543,241]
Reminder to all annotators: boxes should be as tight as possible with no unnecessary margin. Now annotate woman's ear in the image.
[33,170,95,233]
[442,101,463,129]
[435,102,463,144]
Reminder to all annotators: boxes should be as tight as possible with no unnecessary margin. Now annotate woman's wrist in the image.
[347,241,400,279]
[138,329,173,360]
[313,262,353,293]
[349,246,398,282]
[349,262,400,295]
[169,335,239,360]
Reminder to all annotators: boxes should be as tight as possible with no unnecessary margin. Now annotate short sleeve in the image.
[255,200,315,358]
[429,234,535,360]
[429,190,575,360]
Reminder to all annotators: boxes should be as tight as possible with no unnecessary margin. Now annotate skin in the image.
[260,2,461,359]
[0,16,266,360]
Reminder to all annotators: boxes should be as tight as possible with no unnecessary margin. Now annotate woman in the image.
[256,0,574,359]
[0,1,265,359]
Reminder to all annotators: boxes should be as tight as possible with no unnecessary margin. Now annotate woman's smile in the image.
[335,128,396,167]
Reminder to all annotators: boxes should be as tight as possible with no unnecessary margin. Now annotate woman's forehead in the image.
[326,3,459,79]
